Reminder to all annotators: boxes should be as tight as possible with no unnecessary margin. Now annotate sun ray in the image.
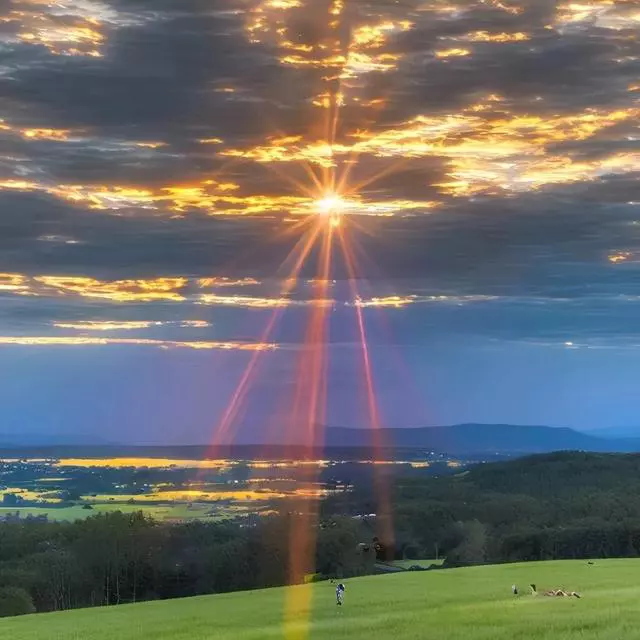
[204,222,323,457]
[282,222,333,640]
[337,224,395,557]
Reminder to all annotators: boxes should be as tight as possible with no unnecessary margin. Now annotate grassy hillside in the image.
[2,559,640,639]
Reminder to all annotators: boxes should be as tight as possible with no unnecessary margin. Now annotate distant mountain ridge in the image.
[2,424,639,457]
[322,423,640,455]
[582,427,640,439]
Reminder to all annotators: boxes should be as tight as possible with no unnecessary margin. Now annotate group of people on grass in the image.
[331,579,581,610]
[512,584,581,598]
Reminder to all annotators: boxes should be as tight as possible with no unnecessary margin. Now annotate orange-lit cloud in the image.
[435,47,471,58]
[0,336,275,350]
[198,294,290,308]
[134,141,167,149]
[352,296,417,308]
[221,137,349,168]
[482,0,523,15]
[21,128,75,141]
[308,193,437,218]
[0,120,81,142]
[461,30,530,42]
[221,99,640,197]
[349,294,500,307]
[198,277,261,288]
[0,273,274,302]
[3,0,146,58]
[53,321,162,331]
[0,273,30,293]
[312,91,345,108]
[439,152,640,197]
[246,1,412,104]
[556,1,640,30]
[52,320,211,331]
[17,25,104,57]
[0,120,171,152]
[35,276,188,302]
[0,272,503,309]
[0,178,314,216]
[198,294,334,308]
[608,251,634,263]
[0,175,436,218]
[5,1,109,57]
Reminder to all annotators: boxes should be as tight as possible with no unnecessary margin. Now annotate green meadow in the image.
[0,503,224,522]
[0,501,269,522]
[2,559,639,640]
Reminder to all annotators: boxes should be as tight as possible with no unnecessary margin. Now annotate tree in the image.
[229,463,251,483]
[0,587,36,617]
[446,520,487,567]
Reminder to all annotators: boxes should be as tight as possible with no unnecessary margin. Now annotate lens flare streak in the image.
[205,223,323,453]
[337,226,394,561]
[283,226,333,640]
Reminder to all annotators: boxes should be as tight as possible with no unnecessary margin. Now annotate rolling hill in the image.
[1,559,638,639]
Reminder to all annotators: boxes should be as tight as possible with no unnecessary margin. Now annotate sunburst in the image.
[313,192,348,226]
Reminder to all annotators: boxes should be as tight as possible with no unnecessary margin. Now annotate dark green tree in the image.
[0,587,36,617]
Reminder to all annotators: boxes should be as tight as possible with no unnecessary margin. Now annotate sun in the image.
[314,194,345,214]
[313,193,347,226]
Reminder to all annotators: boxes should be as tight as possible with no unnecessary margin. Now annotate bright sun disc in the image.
[313,193,346,226]
[314,194,345,214]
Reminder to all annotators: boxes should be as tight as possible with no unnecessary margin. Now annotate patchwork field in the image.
[0,502,228,521]
[2,559,639,640]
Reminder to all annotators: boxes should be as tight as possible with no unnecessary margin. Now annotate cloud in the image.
[0,335,275,350]
[1,0,639,354]
[51,320,211,330]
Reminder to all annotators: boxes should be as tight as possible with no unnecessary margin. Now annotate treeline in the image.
[325,451,640,566]
[0,512,374,618]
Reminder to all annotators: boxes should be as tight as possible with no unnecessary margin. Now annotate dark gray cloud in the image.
[1,0,639,352]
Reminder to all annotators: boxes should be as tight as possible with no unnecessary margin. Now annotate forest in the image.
[5,451,640,617]
[0,511,375,617]
[382,451,640,565]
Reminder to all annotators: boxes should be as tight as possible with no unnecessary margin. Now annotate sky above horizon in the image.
[1,0,640,444]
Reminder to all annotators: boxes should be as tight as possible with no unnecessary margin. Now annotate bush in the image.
[0,587,36,617]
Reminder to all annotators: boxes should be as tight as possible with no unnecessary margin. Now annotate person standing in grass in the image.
[336,583,346,606]
[512,584,518,596]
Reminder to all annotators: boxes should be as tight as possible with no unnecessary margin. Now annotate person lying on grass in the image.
[529,584,581,598]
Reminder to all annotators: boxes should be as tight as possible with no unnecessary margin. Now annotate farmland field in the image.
[2,559,639,640]
[0,503,229,521]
